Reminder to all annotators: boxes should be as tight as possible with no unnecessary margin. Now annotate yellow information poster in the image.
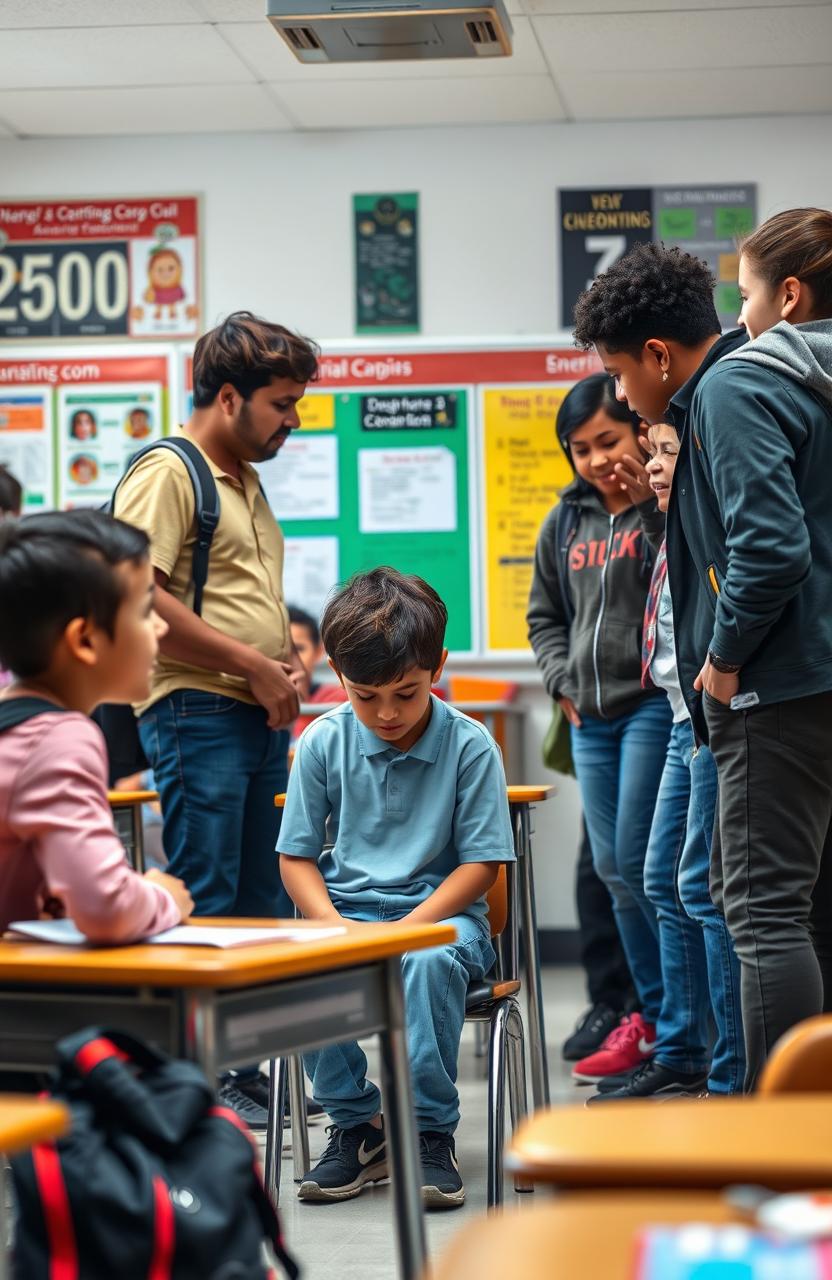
[483,386,574,652]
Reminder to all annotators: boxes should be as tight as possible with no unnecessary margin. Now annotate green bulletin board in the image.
[258,386,474,652]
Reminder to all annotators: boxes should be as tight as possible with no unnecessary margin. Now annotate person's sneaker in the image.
[585,1058,709,1103]
[419,1132,465,1209]
[228,1071,327,1127]
[572,1012,656,1084]
[217,1078,269,1131]
[562,1003,620,1061]
[298,1122,388,1202]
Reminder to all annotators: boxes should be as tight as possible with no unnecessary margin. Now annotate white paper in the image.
[258,435,339,521]
[282,536,339,619]
[7,919,345,948]
[0,389,54,510]
[358,446,457,534]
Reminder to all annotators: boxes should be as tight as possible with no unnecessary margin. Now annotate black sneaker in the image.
[419,1132,465,1209]
[298,1122,388,1202]
[586,1059,709,1104]
[218,1079,268,1131]
[229,1071,327,1127]
[562,1003,620,1061]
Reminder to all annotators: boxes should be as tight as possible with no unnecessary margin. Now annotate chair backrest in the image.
[758,1015,832,1094]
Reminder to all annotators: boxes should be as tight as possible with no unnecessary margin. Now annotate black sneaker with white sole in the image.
[419,1131,465,1209]
[562,1003,621,1062]
[586,1059,709,1104]
[298,1122,388,1202]
[228,1070,327,1126]
[217,1079,268,1131]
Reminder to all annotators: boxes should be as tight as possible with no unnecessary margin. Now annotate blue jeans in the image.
[677,732,745,1094]
[570,697,671,1025]
[138,690,292,918]
[304,906,494,1134]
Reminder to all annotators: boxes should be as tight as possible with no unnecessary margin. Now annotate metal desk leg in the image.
[264,1058,289,1209]
[289,1054,310,1182]
[515,804,550,1109]
[0,1158,8,1280]
[131,803,146,874]
[377,958,427,1280]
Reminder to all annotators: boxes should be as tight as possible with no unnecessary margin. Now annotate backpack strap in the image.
[0,698,70,733]
[110,438,221,617]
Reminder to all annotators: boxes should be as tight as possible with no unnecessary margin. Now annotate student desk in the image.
[107,789,158,874]
[0,918,454,1280]
[274,783,555,1110]
[506,1096,832,1191]
[0,1096,69,1280]
[426,1191,742,1280]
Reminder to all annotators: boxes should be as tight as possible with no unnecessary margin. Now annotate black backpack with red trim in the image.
[10,1027,299,1280]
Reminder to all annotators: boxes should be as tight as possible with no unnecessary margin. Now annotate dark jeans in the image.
[138,690,292,918]
[706,689,832,1090]
[576,821,635,1010]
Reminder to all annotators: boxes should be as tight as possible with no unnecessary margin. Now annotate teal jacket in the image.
[672,319,832,725]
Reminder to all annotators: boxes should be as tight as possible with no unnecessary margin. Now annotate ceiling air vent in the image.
[266,0,513,63]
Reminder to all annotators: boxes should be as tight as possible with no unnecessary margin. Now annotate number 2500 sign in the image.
[0,243,130,338]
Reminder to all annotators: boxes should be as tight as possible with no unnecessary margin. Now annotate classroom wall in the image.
[3,111,830,931]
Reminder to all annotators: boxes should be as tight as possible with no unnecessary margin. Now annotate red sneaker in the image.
[572,1012,656,1084]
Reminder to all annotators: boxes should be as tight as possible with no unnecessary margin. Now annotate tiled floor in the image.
[268,964,588,1279]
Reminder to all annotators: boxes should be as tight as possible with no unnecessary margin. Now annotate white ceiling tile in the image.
[558,62,832,120]
[221,15,546,80]
[0,0,203,26]
[523,0,828,11]
[0,84,292,136]
[190,0,272,17]
[276,73,565,128]
[0,24,256,89]
[533,5,832,71]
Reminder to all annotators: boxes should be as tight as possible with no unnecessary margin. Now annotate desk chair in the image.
[757,1015,832,1095]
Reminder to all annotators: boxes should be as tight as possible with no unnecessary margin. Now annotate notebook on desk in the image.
[6,919,347,949]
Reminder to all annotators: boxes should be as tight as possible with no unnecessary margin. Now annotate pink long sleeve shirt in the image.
[0,709,180,942]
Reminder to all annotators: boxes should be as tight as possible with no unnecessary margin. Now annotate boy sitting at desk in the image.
[279,567,514,1209]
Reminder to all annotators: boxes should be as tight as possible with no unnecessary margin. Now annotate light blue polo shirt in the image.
[278,695,515,922]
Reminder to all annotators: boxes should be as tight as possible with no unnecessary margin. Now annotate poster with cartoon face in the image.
[129,224,199,339]
[57,381,164,507]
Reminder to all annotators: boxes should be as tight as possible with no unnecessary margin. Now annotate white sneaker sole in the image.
[298,1159,389,1202]
[422,1183,465,1209]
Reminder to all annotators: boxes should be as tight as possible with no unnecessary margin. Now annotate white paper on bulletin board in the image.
[0,387,54,509]
[358,445,457,534]
[282,535,340,619]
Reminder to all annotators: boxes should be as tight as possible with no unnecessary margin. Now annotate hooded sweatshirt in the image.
[674,318,832,715]
[527,480,664,720]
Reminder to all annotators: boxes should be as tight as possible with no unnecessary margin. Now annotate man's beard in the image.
[234,400,281,462]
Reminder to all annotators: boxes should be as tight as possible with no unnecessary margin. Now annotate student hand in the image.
[246,654,301,729]
[694,658,739,707]
[557,696,582,729]
[614,451,654,505]
[144,868,194,921]
[288,667,311,699]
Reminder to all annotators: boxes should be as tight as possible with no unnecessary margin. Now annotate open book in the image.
[7,919,346,949]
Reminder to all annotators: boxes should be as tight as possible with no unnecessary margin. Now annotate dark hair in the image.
[0,509,149,678]
[0,464,22,516]
[288,604,320,648]
[321,567,447,685]
[573,242,721,355]
[557,372,639,452]
[192,311,320,408]
[741,207,832,317]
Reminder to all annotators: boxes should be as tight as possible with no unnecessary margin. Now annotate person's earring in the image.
[662,371,669,383]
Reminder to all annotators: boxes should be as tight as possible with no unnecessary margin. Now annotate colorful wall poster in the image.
[558,184,757,331]
[0,382,54,509]
[0,198,200,341]
[354,193,420,335]
[56,356,169,507]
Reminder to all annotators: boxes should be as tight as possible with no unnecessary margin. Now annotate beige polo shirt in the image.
[114,432,290,714]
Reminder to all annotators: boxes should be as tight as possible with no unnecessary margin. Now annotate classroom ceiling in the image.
[0,0,830,137]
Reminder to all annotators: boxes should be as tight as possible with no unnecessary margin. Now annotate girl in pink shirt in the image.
[0,509,193,942]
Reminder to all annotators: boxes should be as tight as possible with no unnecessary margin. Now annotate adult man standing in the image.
[115,311,319,1121]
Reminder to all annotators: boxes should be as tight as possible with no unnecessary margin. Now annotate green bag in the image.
[542,700,575,777]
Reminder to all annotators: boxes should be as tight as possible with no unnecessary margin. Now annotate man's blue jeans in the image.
[570,697,672,1026]
[138,690,292,918]
[643,720,746,1090]
[303,906,495,1134]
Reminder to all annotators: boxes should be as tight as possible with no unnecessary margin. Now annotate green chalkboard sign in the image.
[257,387,473,652]
[353,193,420,335]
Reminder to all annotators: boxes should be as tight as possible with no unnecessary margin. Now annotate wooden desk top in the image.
[507,1097,832,1190]
[0,1096,69,1155]
[275,784,556,809]
[107,790,159,807]
[427,1191,740,1280]
[0,918,455,990]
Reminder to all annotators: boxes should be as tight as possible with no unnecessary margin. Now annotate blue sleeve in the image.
[277,729,330,859]
[453,741,516,865]
[695,366,812,667]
